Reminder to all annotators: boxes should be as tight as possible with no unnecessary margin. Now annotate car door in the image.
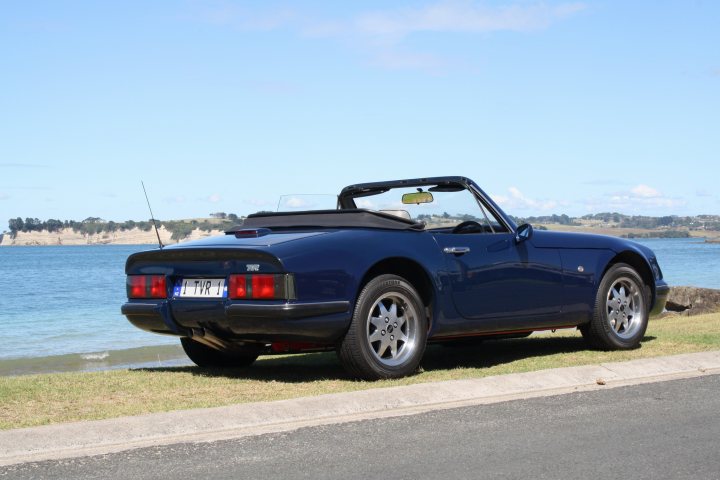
[433,230,565,331]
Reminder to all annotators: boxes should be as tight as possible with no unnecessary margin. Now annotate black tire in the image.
[581,263,650,350]
[338,274,428,380]
[180,338,259,369]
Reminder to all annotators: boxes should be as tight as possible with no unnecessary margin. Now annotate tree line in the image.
[7,211,720,240]
[513,212,720,231]
[7,215,245,241]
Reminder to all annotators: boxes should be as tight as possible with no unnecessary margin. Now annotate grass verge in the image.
[1,312,719,430]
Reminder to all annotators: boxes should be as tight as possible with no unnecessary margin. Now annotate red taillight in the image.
[252,275,275,299]
[228,274,292,300]
[129,275,146,298]
[229,275,247,299]
[127,275,166,299]
[149,276,165,298]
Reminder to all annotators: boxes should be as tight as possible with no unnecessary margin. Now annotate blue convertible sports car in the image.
[122,176,669,380]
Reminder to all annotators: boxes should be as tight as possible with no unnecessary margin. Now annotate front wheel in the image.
[338,274,427,380]
[180,338,259,369]
[581,263,650,350]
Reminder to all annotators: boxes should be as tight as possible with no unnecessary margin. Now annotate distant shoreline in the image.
[2,218,719,246]
[3,225,719,246]
[0,226,224,247]
[533,223,720,241]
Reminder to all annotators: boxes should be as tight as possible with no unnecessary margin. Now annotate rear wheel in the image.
[581,263,649,350]
[338,274,427,380]
[180,338,259,369]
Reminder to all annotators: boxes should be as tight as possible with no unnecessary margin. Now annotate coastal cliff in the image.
[0,226,224,246]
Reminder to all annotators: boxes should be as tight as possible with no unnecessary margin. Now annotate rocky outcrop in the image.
[665,286,720,316]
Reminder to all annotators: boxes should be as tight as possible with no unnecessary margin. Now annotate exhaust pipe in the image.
[189,328,232,351]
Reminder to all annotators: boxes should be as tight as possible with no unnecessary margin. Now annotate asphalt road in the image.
[2,375,719,480]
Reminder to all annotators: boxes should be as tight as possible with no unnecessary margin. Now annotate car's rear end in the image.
[121,231,352,358]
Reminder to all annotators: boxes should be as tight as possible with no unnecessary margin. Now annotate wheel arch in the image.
[357,257,435,327]
[602,250,656,308]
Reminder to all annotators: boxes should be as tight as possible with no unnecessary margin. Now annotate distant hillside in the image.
[3,212,720,246]
[0,225,233,246]
[5,214,245,242]
[509,213,720,239]
[510,212,720,232]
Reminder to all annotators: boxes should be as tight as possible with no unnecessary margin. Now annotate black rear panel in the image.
[125,248,283,276]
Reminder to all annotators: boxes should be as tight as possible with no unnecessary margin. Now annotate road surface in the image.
[2,375,718,479]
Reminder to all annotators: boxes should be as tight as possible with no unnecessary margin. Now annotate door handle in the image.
[443,246,471,255]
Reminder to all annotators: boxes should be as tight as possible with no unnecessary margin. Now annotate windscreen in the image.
[350,186,505,231]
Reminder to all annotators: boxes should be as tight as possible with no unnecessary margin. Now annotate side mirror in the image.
[515,223,533,244]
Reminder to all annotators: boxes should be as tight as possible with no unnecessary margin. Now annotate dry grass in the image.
[1,312,718,430]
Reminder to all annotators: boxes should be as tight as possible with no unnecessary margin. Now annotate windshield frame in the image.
[339,176,516,233]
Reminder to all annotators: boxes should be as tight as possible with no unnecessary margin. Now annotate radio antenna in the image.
[141,181,164,249]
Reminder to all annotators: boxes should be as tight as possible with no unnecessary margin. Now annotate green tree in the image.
[24,218,41,232]
[45,219,63,232]
[8,217,24,233]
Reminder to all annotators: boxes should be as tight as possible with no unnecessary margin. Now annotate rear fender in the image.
[357,257,441,332]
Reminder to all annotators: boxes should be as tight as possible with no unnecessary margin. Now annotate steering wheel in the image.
[452,220,484,234]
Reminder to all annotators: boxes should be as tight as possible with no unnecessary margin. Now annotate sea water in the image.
[0,245,181,370]
[632,238,720,289]
[0,238,717,372]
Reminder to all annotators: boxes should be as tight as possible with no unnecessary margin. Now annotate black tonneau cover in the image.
[234,209,425,231]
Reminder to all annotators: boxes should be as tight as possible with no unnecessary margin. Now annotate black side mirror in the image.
[515,223,533,244]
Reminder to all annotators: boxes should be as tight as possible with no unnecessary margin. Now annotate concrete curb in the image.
[2,350,719,466]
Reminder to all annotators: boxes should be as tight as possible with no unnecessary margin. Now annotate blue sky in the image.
[1,1,718,226]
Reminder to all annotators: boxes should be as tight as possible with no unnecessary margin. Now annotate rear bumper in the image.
[651,281,670,317]
[121,299,351,343]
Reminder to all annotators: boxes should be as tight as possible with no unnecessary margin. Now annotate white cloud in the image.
[355,198,377,209]
[630,184,661,198]
[285,196,309,208]
[208,194,222,203]
[584,184,685,212]
[696,189,712,198]
[191,1,586,72]
[0,192,9,200]
[277,194,337,210]
[337,1,586,71]
[493,186,564,212]
[352,1,586,38]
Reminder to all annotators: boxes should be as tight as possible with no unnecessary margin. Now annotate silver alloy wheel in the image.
[605,276,646,339]
[366,292,419,367]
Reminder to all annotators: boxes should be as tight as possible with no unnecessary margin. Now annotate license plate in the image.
[173,278,227,298]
